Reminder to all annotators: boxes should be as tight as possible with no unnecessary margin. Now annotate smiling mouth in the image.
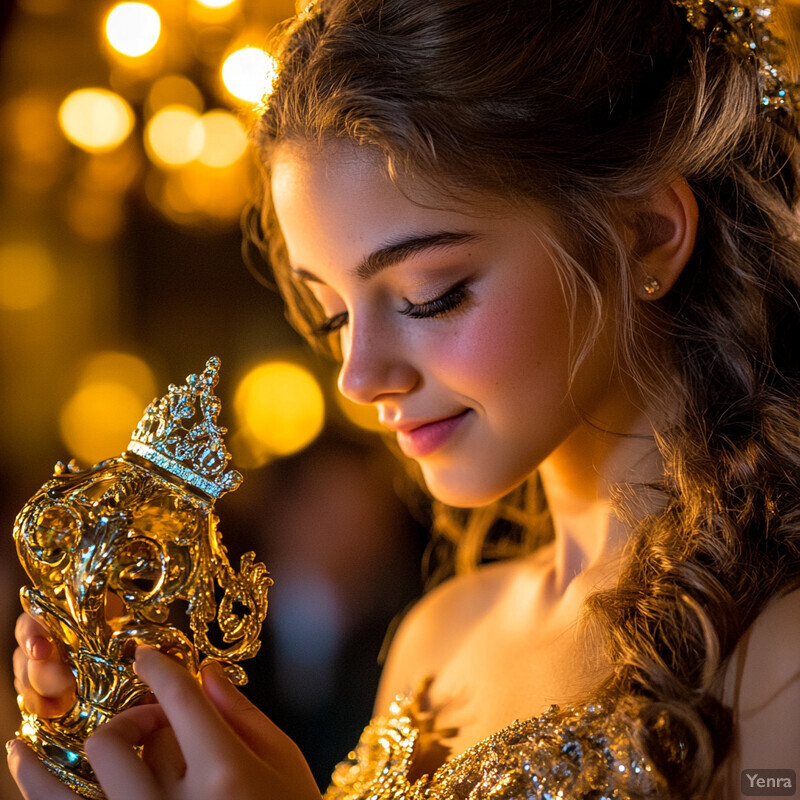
[395,410,471,458]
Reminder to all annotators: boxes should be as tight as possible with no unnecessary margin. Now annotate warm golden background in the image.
[2,1,800,797]
[0,1,428,796]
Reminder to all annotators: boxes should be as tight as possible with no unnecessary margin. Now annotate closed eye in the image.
[314,279,472,335]
[400,280,471,319]
[315,310,349,335]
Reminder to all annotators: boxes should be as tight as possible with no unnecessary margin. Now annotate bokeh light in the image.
[60,382,145,465]
[221,47,278,104]
[147,75,204,115]
[147,160,253,226]
[145,105,205,167]
[58,89,135,153]
[105,3,162,58]
[189,0,240,27]
[7,93,65,164]
[80,351,156,400]
[5,93,67,193]
[198,110,248,167]
[234,361,325,459]
[0,242,57,311]
[59,352,156,465]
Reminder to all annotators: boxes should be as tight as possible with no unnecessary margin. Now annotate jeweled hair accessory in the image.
[13,357,270,799]
[673,0,799,112]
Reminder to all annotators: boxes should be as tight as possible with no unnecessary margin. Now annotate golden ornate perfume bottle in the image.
[13,357,271,799]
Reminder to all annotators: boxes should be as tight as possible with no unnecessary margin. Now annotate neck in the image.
[537,406,663,595]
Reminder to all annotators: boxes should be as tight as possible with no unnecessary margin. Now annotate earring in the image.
[643,275,661,296]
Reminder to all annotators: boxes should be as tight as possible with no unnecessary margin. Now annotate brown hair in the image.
[249,1,800,796]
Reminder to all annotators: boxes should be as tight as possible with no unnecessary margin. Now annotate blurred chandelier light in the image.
[105,2,162,57]
[58,89,135,153]
[198,111,248,167]
[145,105,205,167]
[221,47,278,104]
[48,1,265,231]
[147,75,205,115]
[234,361,325,457]
[59,352,156,465]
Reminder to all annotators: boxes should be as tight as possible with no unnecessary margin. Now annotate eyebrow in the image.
[291,230,482,283]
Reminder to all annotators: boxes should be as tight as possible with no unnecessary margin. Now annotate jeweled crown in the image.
[127,356,242,499]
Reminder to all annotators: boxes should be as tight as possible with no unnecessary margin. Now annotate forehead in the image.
[269,139,516,274]
[270,140,428,242]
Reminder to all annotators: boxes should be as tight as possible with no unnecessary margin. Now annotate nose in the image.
[337,315,419,404]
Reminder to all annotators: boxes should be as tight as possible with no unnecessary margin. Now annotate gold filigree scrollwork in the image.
[14,359,270,799]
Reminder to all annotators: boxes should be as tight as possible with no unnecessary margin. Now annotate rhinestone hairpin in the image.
[127,356,243,499]
[674,0,799,112]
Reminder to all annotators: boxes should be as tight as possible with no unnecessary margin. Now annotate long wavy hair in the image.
[248,1,800,796]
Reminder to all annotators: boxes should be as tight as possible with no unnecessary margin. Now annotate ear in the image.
[632,178,698,300]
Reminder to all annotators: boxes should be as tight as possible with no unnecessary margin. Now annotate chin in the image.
[421,464,526,509]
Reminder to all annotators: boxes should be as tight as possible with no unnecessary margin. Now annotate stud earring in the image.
[643,276,661,296]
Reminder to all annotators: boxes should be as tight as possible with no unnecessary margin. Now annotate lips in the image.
[394,410,471,458]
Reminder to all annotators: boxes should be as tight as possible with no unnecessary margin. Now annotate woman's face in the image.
[270,140,638,507]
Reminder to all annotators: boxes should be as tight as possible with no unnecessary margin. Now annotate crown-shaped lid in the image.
[126,356,242,499]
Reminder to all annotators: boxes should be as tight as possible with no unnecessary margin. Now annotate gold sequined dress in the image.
[324,692,668,799]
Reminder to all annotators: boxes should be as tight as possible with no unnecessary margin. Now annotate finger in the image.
[14,649,74,719]
[13,647,30,691]
[85,706,166,800]
[6,739,81,800]
[27,657,75,700]
[141,725,186,785]
[14,613,50,654]
[200,662,287,762]
[13,617,76,703]
[133,647,242,764]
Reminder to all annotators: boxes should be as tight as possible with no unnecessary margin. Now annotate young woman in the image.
[9,1,800,798]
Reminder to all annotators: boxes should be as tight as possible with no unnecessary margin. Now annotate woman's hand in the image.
[8,646,323,800]
[12,612,76,718]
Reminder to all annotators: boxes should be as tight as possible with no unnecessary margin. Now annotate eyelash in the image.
[316,281,471,336]
[316,312,348,335]
[400,280,471,319]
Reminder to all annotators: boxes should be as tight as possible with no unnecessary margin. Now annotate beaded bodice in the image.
[324,693,668,799]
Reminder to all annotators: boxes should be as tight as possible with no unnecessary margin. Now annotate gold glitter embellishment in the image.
[324,695,668,800]
[673,1,799,113]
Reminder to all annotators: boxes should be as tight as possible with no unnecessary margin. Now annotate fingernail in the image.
[132,645,158,675]
[207,660,225,676]
[201,660,227,683]
[6,739,18,757]
[28,637,53,660]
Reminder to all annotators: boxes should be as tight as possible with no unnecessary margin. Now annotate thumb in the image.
[200,662,288,762]
[7,739,82,800]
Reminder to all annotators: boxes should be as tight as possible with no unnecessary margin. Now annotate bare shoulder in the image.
[373,555,539,715]
[717,584,800,780]
[722,585,800,713]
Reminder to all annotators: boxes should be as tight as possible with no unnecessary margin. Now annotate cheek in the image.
[427,280,572,392]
